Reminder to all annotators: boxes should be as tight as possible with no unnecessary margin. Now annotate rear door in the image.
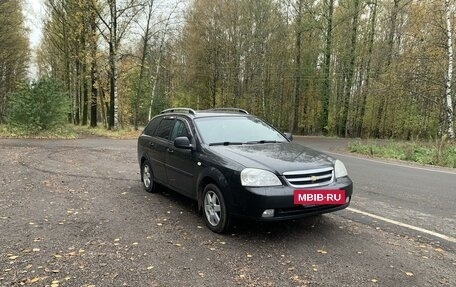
[166,118,196,198]
[150,117,175,184]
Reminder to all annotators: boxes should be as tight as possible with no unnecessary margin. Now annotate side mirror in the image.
[284,132,293,141]
[174,136,193,149]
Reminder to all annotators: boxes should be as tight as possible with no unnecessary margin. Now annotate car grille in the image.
[282,167,334,188]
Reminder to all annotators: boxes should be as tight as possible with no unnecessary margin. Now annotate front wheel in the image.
[141,160,157,193]
[202,184,230,233]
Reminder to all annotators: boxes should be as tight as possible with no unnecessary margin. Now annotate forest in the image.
[1,0,455,140]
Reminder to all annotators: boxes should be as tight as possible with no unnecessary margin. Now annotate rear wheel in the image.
[141,160,157,193]
[203,184,230,233]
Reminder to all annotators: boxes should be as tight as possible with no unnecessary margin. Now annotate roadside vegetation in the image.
[1,77,140,139]
[0,124,141,140]
[349,139,456,168]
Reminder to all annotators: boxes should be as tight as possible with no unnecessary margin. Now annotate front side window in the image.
[170,120,190,141]
[155,118,175,140]
[194,116,287,145]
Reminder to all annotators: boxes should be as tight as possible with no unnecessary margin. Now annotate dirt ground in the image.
[0,138,454,287]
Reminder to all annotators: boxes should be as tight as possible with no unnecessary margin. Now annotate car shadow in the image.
[148,184,344,243]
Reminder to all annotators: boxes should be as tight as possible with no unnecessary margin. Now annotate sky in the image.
[24,0,45,49]
[23,0,45,79]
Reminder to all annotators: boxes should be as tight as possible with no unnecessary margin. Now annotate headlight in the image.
[240,168,282,187]
[334,160,348,178]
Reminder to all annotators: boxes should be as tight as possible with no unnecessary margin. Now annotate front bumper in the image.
[228,177,353,221]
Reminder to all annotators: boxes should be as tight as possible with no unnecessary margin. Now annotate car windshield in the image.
[194,116,287,145]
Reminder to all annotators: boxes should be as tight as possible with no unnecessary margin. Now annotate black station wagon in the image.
[137,108,353,233]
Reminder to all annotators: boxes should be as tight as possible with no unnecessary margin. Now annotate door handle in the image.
[167,148,174,153]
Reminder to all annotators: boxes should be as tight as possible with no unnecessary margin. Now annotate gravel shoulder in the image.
[0,138,454,287]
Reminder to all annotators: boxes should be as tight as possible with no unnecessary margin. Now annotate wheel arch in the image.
[196,167,232,213]
[140,156,147,180]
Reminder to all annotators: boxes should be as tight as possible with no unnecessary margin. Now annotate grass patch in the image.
[348,139,456,168]
[0,124,142,139]
[0,124,78,139]
[71,125,142,139]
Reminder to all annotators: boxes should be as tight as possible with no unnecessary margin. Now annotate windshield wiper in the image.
[245,140,279,144]
[209,141,244,146]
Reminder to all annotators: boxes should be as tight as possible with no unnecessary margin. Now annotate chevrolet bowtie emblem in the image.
[310,176,318,182]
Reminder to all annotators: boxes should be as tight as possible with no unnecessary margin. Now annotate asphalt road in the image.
[295,137,456,242]
[0,137,455,287]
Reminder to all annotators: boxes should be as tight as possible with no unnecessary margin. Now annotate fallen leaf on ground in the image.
[371,279,378,283]
[246,254,253,258]
[405,272,414,276]
[29,277,42,283]
[317,250,327,254]
[8,255,19,260]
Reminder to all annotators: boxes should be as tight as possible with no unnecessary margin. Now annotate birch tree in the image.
[134,0,154,129]
[444,0,455,139]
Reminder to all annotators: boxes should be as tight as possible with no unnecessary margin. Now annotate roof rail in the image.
[206,108,249,114]
[160,108,196,115]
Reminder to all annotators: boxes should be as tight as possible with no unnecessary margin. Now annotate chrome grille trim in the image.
[283,167,334,188]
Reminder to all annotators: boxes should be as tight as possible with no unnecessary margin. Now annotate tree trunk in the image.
[90,9,98,128]
[290,0,303,134]
[82,32,88,126]
[148,14,172,120]
[444,0,455,139]
[321,0,334,134]
[342,0,360,137]
[75,57,81,125]
[375,0,399,137]
[108,0,118,130]
[358,0,377,137]
[135,0,154,129]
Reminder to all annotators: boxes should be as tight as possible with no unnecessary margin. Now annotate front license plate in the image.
[294,190,345,205]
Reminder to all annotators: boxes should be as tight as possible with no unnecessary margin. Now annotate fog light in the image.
[345,196,350,204]
[262,209,275,218]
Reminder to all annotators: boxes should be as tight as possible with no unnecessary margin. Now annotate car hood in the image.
[208,142,334,174]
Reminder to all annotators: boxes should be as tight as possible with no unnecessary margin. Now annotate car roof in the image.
[158,108,251,119]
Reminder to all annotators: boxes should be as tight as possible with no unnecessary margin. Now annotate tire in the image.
[141,160,157,193]
[202,183,230,233]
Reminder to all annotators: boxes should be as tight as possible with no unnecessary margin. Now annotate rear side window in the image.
[155,118,175,140]
[143,117,161,136]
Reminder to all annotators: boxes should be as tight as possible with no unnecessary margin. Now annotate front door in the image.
[165,119,196,197]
